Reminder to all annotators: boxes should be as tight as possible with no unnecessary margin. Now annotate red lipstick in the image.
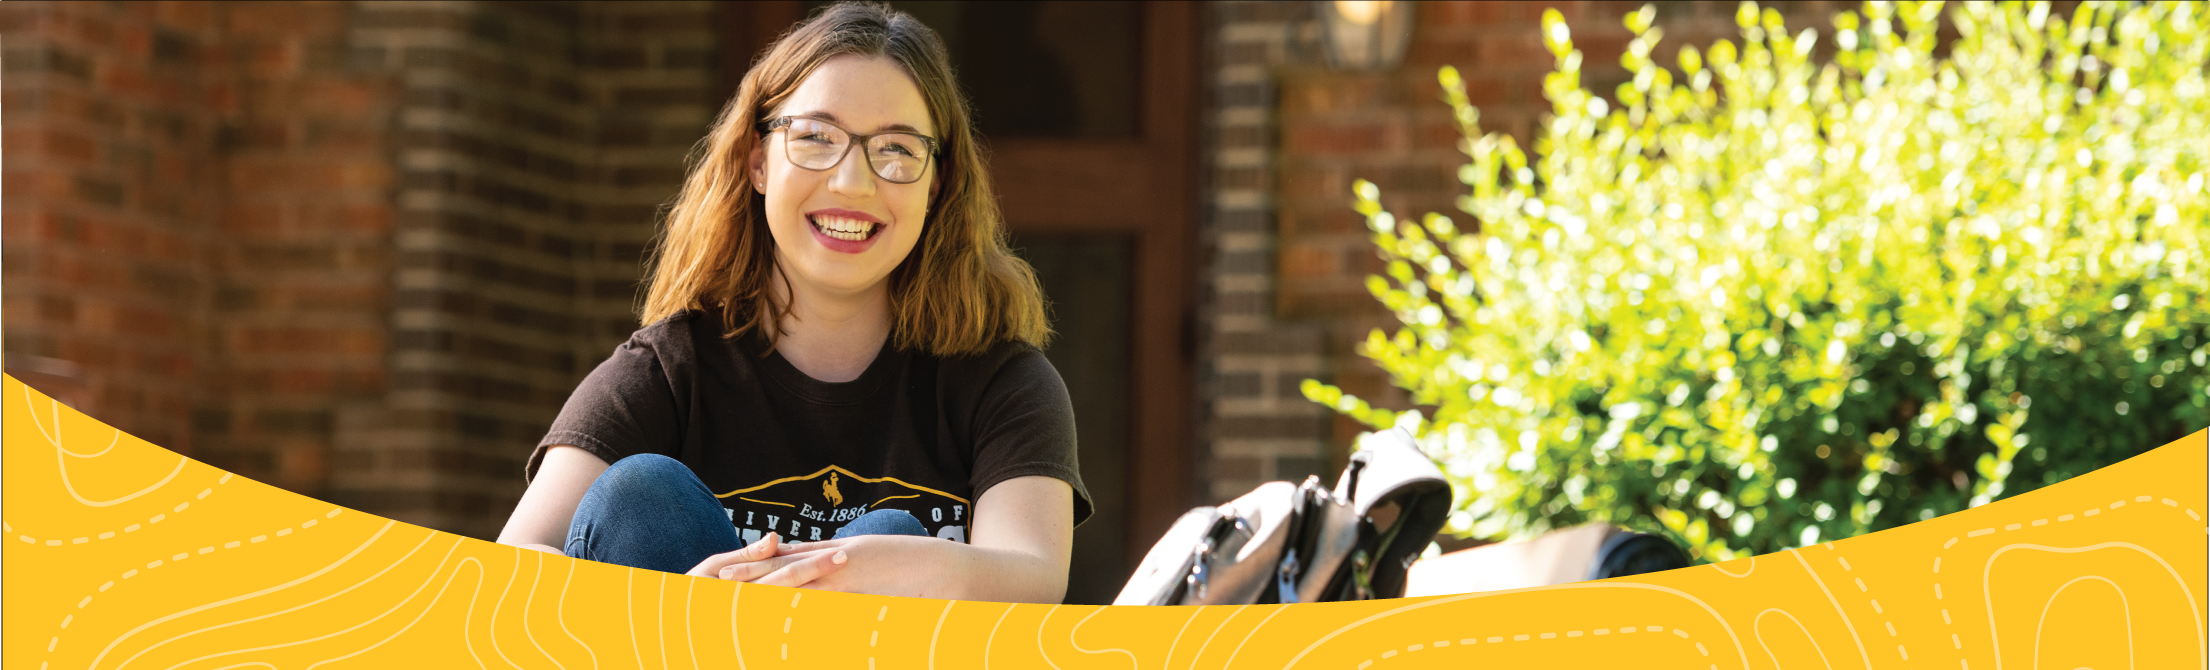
[804,208,885,254]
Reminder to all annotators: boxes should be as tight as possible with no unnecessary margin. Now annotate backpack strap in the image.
[1273,475,1358,604]
[1322,428,1454,600]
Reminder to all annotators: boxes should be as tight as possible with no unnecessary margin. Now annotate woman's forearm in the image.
[790,535,1065,603]
[932,540,1068,603]
[948,476,1074,602]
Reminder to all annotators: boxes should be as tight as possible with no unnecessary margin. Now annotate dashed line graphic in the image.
[869,604,889,670]
[783,588,802,661]
[73,518,393,670]
[13,387,240,545]
[1835,551,1909,661]
[1931,493,2204,666]
[38,508,345,666]
[1353,623,1713,670]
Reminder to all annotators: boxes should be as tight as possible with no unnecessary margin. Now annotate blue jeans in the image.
[566,454,928,574]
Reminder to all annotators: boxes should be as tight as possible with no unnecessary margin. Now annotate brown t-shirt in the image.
[528,311,1091,544]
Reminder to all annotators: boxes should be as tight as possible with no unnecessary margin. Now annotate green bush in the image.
[1303,1,2210,560]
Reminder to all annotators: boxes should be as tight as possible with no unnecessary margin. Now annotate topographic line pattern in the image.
[40,508,345,669]
[1832,549,1908,662]
[126,526,440,670]
[1,376,2201,670]
[13,389,236,545]
[1934,491,2205,670]
[1351,623,1713,670]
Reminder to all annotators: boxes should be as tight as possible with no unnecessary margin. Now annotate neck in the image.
[767,265,893,383]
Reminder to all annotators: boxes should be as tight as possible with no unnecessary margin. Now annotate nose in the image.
[826,142,877,198]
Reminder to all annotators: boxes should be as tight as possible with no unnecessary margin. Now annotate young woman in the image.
[494,2,1088,604]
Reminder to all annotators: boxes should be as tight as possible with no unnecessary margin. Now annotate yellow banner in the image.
[7,373,2202,668]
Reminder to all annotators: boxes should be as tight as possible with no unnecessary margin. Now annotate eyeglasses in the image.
[760,116,940,185]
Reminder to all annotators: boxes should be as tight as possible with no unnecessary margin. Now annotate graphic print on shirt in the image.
[717,464,969,544]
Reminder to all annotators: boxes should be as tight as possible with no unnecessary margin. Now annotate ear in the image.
[748,135,769,194]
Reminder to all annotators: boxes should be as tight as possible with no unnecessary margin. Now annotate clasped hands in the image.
[686,531,930,594]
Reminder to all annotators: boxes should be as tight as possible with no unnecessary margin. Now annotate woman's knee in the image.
[586,454,700,505]
[567,454,741,569]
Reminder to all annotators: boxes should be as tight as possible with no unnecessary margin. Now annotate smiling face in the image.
[751,54,936,302]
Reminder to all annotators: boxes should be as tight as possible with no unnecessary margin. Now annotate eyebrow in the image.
[791,110,928,135]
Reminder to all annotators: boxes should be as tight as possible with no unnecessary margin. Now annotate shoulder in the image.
[614,310,723,364]
[936,340,1070,435]
[583,310,726,389]
[630,310,710,349]
[937,339,1061,393]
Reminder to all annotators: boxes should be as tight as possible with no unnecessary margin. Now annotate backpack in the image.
[1113,428,1453,605]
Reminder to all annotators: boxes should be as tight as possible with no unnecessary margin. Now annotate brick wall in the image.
[1198,1,1330,502]
[1201,1,1843,502]
[5,1,228,455]
[4,0,719,540]
[202,1,399,497]
[1,0,397,499]
[333,0,719,539]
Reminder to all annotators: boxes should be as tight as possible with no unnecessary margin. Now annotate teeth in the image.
[811,215,876,242]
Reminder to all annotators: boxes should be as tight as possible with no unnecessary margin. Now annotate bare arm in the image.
[719,475,1074,602]
[959,475,1075,601]
[496,445,609,556]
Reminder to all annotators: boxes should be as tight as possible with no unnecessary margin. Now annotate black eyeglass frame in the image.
[759,116,942,184]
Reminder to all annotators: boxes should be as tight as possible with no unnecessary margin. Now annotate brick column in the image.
[1197,2,1333,502]
[1,1,397,498]
[3,0,228,454]
[202,1,399,497]
[336,0,719,538]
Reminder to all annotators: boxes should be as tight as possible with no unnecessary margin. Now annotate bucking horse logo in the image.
[822,471,844,506]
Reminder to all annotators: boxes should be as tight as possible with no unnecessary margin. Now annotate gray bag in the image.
[1113,429,1450,605]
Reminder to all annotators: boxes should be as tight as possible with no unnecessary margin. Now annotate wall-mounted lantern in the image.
[1320,1,1414,71]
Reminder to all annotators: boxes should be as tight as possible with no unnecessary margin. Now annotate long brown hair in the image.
[640,2,1050,356]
